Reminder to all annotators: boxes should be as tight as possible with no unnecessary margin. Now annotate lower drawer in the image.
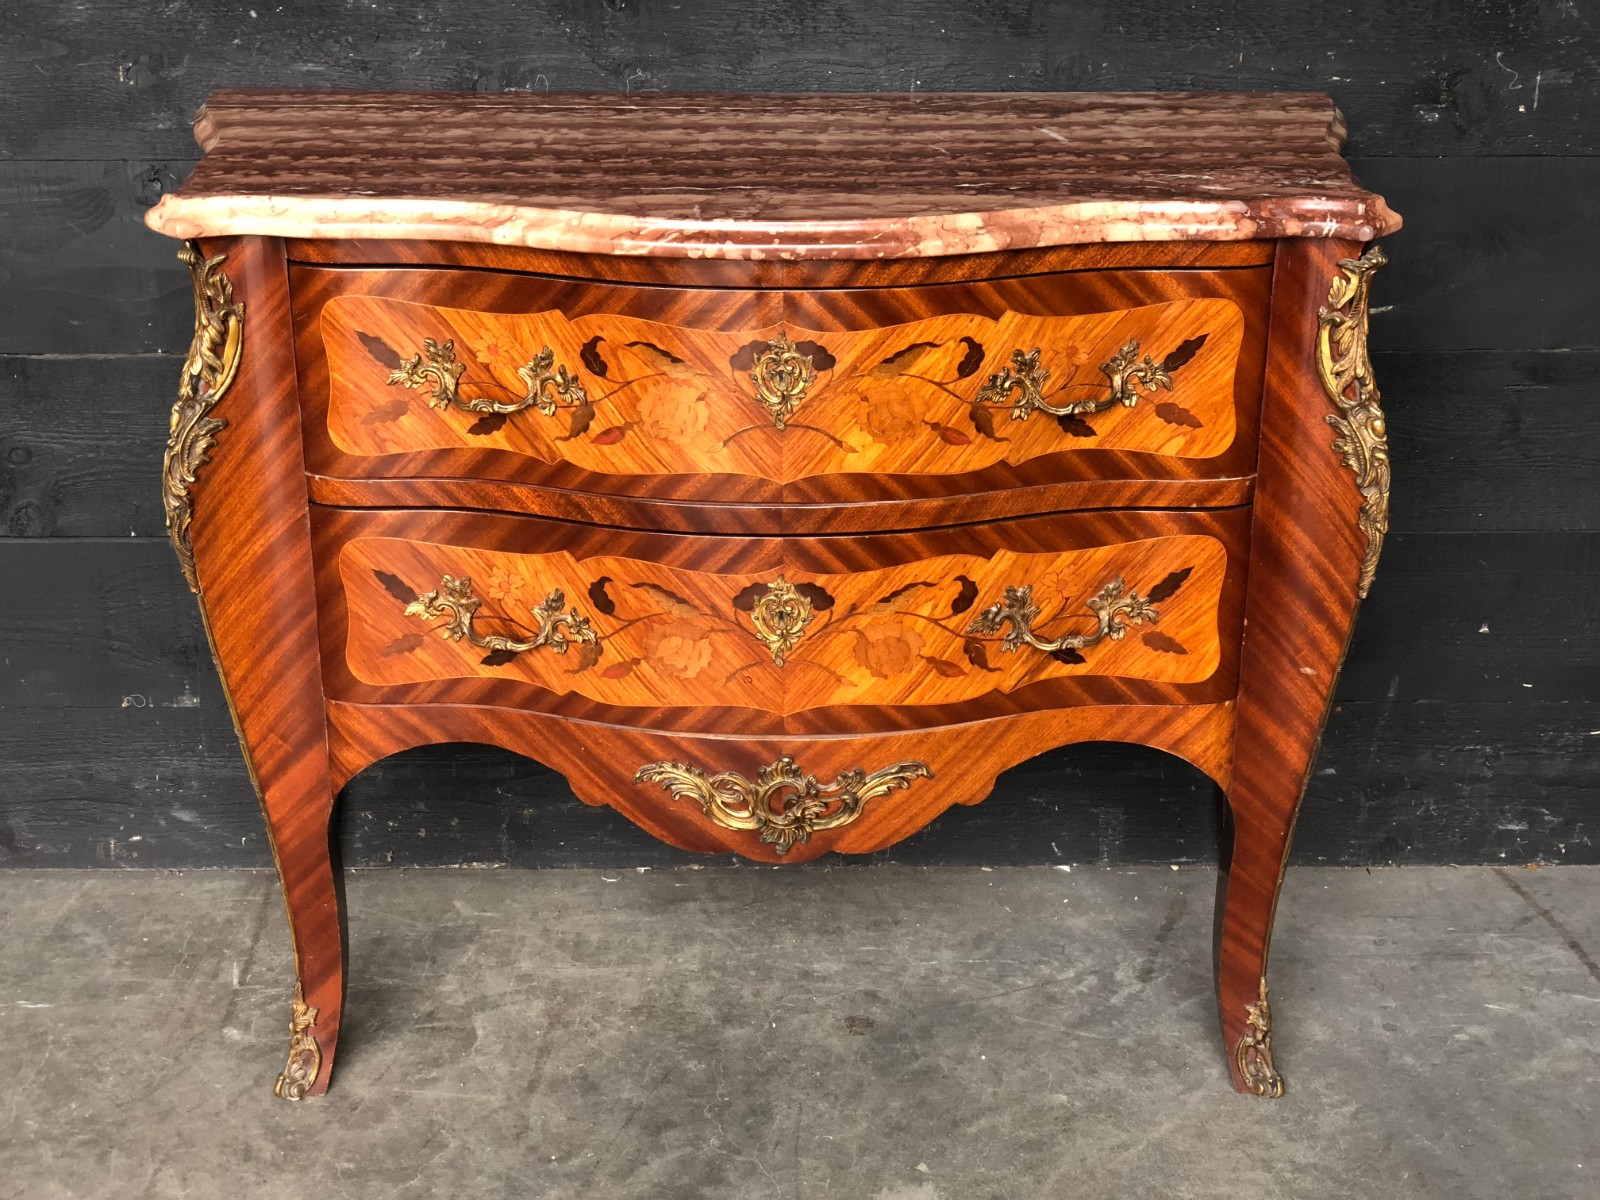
[311,506,1249,734]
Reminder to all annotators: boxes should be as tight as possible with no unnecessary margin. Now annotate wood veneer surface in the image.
[312,504,1249,733]
[292,260,1269,524]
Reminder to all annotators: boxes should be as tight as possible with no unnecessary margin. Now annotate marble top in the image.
[145,90,1400,260]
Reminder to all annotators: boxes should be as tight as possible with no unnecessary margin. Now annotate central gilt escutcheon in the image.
[747,575,816,665]
[748,332,818,429]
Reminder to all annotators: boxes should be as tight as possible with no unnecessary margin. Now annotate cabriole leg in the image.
[164,234,343,1096]
[263,788,345,1099]
[1216,788,1294,1097]
[1219,237,1390,1094]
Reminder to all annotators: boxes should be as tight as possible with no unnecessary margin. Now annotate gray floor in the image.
[1,865,1595,1199]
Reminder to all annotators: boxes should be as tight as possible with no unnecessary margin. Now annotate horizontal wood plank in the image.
[1353,156,1600,352]
[5,156,1595,355]
[1338,530,1600,703]
[4,2,1596,159]
[1381,350,1600,533]
[6,348,1594,539]
[3,531,1593,710]
[0,161,196,355]
[0,353,175,537]
[2,701,1592,868]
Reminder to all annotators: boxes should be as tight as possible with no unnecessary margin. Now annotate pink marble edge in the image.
[143,192,1399,260]
[148,89,1399,257]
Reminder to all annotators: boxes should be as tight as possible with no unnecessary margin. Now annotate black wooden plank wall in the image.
[2,2,1597,869]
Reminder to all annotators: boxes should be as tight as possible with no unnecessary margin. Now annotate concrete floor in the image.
[1,865,1595,1199]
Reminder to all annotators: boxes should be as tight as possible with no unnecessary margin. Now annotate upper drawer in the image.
[293,265,1268,526]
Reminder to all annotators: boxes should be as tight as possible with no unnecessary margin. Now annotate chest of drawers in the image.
[146,90,1398,1100]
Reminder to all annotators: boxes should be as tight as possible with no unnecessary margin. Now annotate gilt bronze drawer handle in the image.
[967,576,1159,656]
[405,574,598,657]
[634,755,933,855]
[1317,244,1390,600]
[974,335,1209,427]
[387,338,589,416]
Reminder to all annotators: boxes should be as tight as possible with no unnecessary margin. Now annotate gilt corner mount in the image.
[163,241,243,593]
[1316,244,1390,600]
[1235,978,1284,1099]
[272,983,324,1101]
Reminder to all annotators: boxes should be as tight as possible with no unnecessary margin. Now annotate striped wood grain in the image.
[337,531,1229,711]
[293,261,1268,528]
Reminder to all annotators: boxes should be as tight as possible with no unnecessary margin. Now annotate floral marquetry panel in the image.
[334,531,1230,718]
[312,287,1248,485]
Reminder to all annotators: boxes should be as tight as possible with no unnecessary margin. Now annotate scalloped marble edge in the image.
[144,192,1400,260]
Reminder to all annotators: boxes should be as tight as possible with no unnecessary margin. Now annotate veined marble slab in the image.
[146,90,1400,259]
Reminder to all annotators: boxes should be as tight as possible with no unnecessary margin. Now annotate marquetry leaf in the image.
[921,656,967,678]
[600,657,640,680]
[627,340,697,377]
[955,337,985,379]
[357,330,403,370]
[1154,402,1204,429]
[1142,631,1190,655]
[361,396,409,425]
[627,340,686,364]
[587,576,617,616]
[1056,414,1098,438]
[968,403,1007,442]
[1161,333,1208,374]
[580,335,609,378]
[1145,567,1193,604]
[731,582,764,612]
[629,581,701,617]
[793,582,836,611]
[793,340,837,371]
[950,575,979,615]
[591,424,630,445]
[1049,647,1087,665]
[373,570,417,604]
[869,341,940,379]
[729,340,766,371]
[559,401,597,441]
[871,580,935,611]
[926,421,972,445]
[467,412,508,436]
[480,648,518,667]
[962,637,1002,673]
[378,632,426,658]
[567,640,604,673]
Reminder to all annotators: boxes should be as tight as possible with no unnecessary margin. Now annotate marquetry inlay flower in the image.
[852,622,924,679]
[1060,343,1091,368]
[1028,567,1082,614]
[485,569,527,604]
[637,382,712,446]
[644,618,715,680]
[859,380,921,444]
